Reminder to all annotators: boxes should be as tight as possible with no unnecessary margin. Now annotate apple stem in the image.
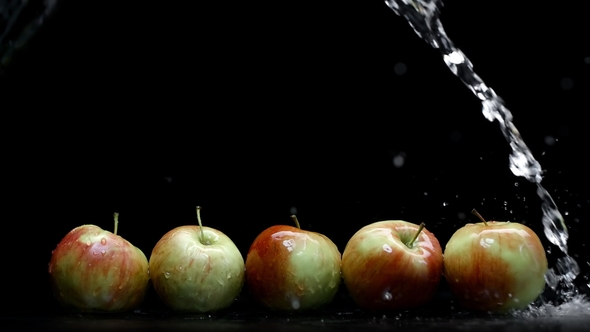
[196,206,209,245]
[471,209,489,226]
[290,215,301,229]
[113,212,119,235]
[407,222,425,248]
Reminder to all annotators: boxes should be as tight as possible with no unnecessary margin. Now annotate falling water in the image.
[383,0,581,302]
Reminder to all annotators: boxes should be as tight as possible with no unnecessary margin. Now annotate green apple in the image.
[148,206,245,313]
[443,209,548,313]
[245,215,342,311]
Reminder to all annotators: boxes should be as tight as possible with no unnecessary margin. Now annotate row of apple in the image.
[48,207,548,314]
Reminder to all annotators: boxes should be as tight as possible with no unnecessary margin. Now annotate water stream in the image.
[383,0,583,305]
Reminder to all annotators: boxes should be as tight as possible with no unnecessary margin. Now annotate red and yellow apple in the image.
[48,213,150,312]
[443,209,548,313]
[148,206,245,313]
[341,220,443,311]
[245,215,342,311]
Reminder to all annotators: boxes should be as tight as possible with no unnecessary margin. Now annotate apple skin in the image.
[443,221,548,313]
[341,220,443,311]
[149,225,245,313]
[245,225,342,311]
[48,225,150,312]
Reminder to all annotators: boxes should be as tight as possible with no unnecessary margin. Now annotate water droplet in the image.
[383,291,393,301]
[394,62,407,75]
[86,240,92,246]
[118,285,123,290]
[290,296,300,310]
[100,250,106,256]
[514,182,519,187]
[423,192,428,196]
[442,202,448,206]
[282,239,295,252]
[382,244,393,253]
[545,268,559,290]
[164,272,171,279]
[177,266,183,271]
[227,273,232,279]
[393,154,405,168]
[101,238,107,245]
[560,77,574,91]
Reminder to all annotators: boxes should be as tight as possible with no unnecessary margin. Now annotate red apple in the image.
[148,206,245,313]
[48,213,150,312]
[341,220,443,311]
[245,215,342,311]
[443,209,548,313]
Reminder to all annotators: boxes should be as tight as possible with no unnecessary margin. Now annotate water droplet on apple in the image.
[164,271,171,279]
[290,297,301,310]
[177,266,183,271]
[77,261,81,266]
[514,298,520,303]
[100,250,106,256]
[283,239,295,252]
[86,240,91,246]
[383,291,393,301]
[118,285,123,290]
[508,293,513,297]
[101,238,107,245]
[382,244,393,253]
[227,273,232,279]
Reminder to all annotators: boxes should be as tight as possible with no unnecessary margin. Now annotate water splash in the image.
[384,0,580,301]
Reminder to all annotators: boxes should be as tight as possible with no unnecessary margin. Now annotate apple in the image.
[245,215,341,311]
[48,213,150,312]
[341,220,443,311]
[148,206,245,313]
[443,209,548,313]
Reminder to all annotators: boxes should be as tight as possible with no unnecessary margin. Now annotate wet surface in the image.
[4,310,590,332]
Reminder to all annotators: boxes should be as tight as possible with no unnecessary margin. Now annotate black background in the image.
[2,0,589,316]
